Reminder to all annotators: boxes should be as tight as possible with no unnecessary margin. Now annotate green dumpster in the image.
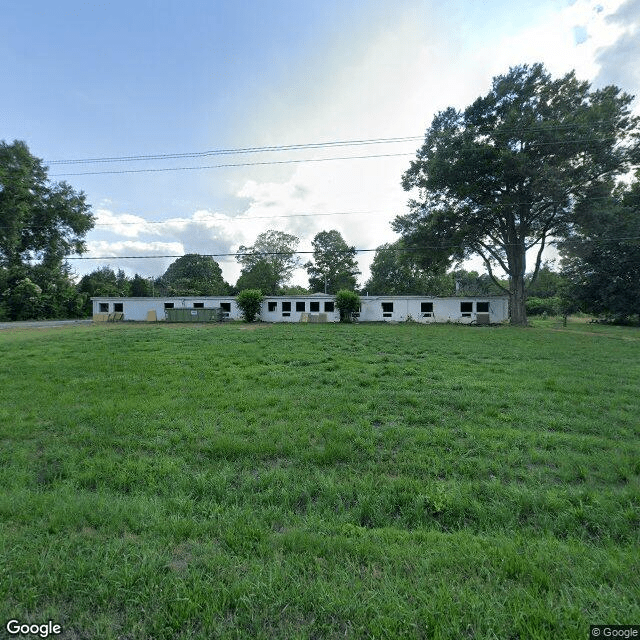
[165,308,223,323]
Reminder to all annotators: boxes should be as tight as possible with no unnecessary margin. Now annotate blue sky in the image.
[3,0,639,286]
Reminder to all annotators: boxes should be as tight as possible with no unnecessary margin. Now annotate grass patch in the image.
[1,320,638,638]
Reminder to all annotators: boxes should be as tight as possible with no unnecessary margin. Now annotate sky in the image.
[3,0,639,288]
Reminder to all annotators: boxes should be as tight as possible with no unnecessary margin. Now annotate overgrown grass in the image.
[1,320,638,639]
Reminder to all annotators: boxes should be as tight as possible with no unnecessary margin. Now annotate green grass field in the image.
[1,320,638,639]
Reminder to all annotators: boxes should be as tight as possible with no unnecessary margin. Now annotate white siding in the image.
[91,296,509,324]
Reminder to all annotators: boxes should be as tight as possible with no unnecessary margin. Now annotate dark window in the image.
[324,301,334,312]
[296,301,305,312]
[421,302,433,313]
[477,302,489,313]
[164,302,174,309]
[193,302,204,308]
[221,303,231,312]
[114,303,123,312]
[268,301,277,312]
[382,302,394,313]
[310,301,320,312]
[282,301,291,312]
[99,303,109,312]
[460,302,473,313]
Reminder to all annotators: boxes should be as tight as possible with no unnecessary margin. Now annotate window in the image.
[220,303,231,312]
[382,302,393,317]
[282,301,291,316]
[460,301,472,317]
[310,301,320,312]
[421,302,433,316]
[193,302,204,308]
[164,302,174,309]
[114,303,123,312]
[296,301,305,312]
[324,301,334,312]
[99,303,109,313]
[477,302,489,313]
[268,301,277,312]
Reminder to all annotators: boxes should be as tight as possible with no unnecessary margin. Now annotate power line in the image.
[50,152,414,177]
[45,119,631,165]
[46,136,423,165]
[48,137,636,177]
[63,236,640,261]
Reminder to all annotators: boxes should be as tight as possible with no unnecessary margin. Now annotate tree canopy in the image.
[236,230,300,289]
[561,174,640,323]
[364,241,454,296]
[159,254,230,296]
[235,259,280,295]
[305,230,360,294]
[394,63,639,324]
[0,140,94,319]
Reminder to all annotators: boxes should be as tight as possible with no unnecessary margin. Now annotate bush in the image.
[526,296,562,316]
[236,289,264,322]
[335,290,361,322]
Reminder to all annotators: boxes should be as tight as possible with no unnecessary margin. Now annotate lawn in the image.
[1,320,638,639]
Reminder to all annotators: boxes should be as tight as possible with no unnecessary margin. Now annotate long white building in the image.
[91,294,509,324]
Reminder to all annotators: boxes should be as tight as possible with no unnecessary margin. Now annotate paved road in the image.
[0,319,93,330]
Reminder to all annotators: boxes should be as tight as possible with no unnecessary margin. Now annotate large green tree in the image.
[394,64,638,325]
[561,175,640,323]
[235,259,280,295]
[236,230,300,289]
[0,140,94,319]
[305,230,360,294]
[77,267,131,314]
[364,241,454,296]
[159,254,229,296]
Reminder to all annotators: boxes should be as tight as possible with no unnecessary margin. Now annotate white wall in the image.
[92,296,509,324]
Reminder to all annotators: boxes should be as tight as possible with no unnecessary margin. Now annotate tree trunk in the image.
[510,274,528,325]
[508,239,528,326]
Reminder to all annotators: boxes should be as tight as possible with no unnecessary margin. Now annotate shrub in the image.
[236,289,264,322]
[526,296,561,316]
[335,289,361,322]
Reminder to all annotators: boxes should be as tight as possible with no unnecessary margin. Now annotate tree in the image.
[364,241,454,295]
[236,230,300,289]
[130,274,154,297]
[235,259,280,295]
[524,262,566,299]
[335,289,361,322]
[451,269,507,296]
[236,289,263,322]
[77,267,130,314]
[305,230,360,293]
[394,64,638,325]
[560,175,640,323]
[160,254,229,296]
[0,140,94,319]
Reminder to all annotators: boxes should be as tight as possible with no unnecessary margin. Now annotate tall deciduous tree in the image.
[77,266,130,314]
[394,64,638,325]
[160,254,229,296]
[235,259,280,295]
[561,175,640,323]
[236,230,300,289]
[0,140,94,319]
[364,241,454,296]
[305,230,360,294]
